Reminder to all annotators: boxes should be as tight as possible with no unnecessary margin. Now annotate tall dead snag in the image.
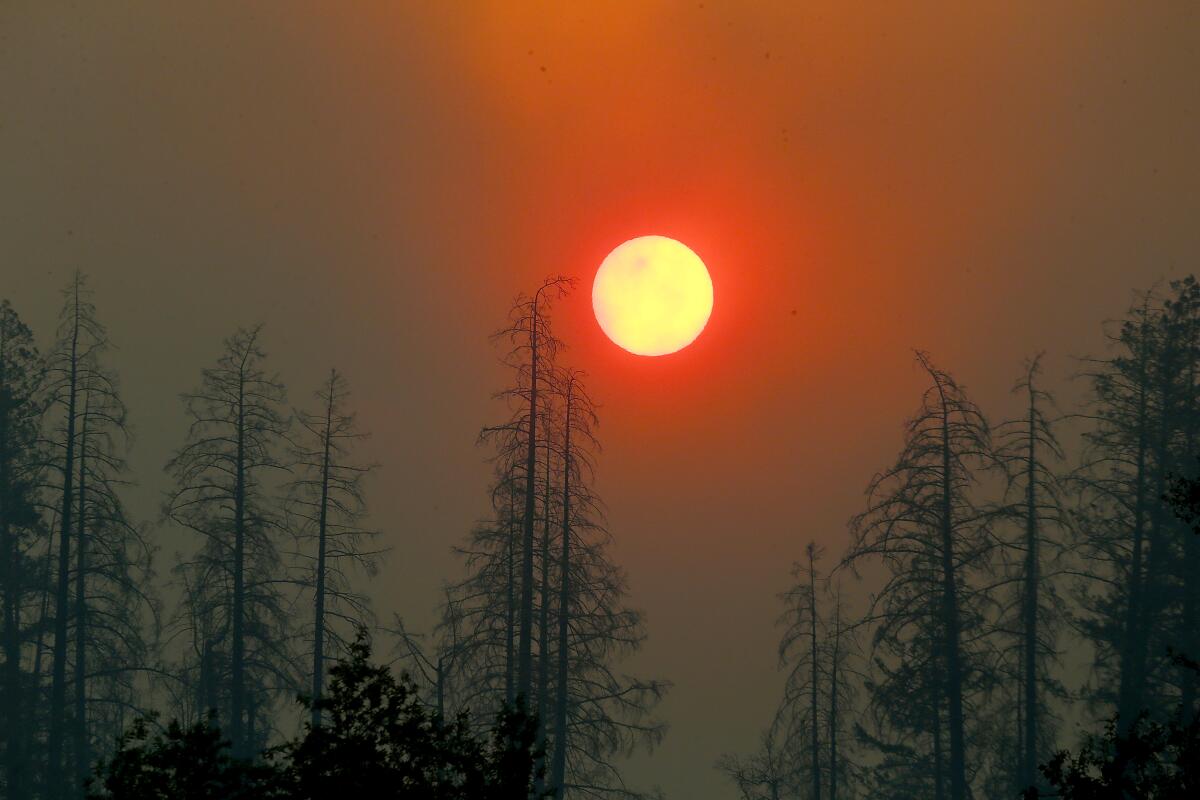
[845,351,997,800]
[777,543,823,800]
[547,370,668,800]
[491,276,573,705]
[287,368,382,727]
[721,545,861,800]
[43,272,118,799]
[165,325,291,757]
[66,346,151,797]
[0,300,47,800]
[993,353,1068,794]
[824,579,858,800]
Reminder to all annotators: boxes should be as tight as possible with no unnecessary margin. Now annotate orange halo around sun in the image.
[592,236,714,357]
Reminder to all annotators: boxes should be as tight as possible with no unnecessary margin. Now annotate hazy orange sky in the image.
[3,2,1197,796]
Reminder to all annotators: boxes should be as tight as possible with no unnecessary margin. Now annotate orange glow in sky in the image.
[592,236,714,357]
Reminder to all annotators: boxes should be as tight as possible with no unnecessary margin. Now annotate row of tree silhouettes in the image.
[719,276,1200,799]
[0,272,665,800]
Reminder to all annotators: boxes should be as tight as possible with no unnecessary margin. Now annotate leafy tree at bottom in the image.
[88,633,544,800]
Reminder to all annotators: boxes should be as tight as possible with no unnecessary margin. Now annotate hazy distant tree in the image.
[822,578,860,799]
[164,326,293,757]
[716,719,801,800]
[724,545,861,800]
[844,351,999,800]
[1158,281,1200,722]
[1074,279,1200,729]
[42,272,130,799]
[433,461,525,720]
[286,368,382,727]
[775,543,824,799]
[0,299,48,800]
[993,353,1070,793]
[66,352,155,795]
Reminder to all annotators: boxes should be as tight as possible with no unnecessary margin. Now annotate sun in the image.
[592,236,714,357]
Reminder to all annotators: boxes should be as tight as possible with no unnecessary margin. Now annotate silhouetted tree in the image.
[1031,653,1200,800]
[281,632,544,799]
[89,635,546,800]
[43,272,131,800]
[165,326,293,757]
[85,715,285,800]
[403,365,666,800]
[0,299,48,800]
[716,721,800,800]
[432,463,524,721]
[723,546,861,800]
[993,353,1070,794]
[67,345,154,796]
[492,277,572,704]
[844,352,999,800]
[545,370,668,800]
[286,369,382,727]
[778,543,824,800]
[1074,279,1200,729]
[822,578,860,799]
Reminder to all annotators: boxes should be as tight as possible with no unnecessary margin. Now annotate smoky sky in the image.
[2,2,1197,797]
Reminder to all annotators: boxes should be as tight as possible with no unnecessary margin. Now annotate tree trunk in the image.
[230,370,246,755]
[505,481,516,705]
[550,383,572,800]
[1021,388,1039,790]
[311,375,334,728]
[538,439,553,723]
[48,281,81,800]
[808,546,821,800]
[1117,353,1151,732]
[535,433,553,794]
[938,401,968,800]
[932,700,945,800]
[518,298,539,703]
[0,324,29,800]
[828,596,840,800]
[1182,363,1199,721]
[71,391,91,795]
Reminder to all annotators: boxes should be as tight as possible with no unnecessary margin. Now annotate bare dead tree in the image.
[843,351,999,800]
[491,276,573,705]
[287,368,383,727]
[164,325,293,757]
[66,352,154,795]
[778,543,823,800]
[547,370,668,800]
[723,543,863,800]
[823,577,861,800]
[716,717,800,800]
[991,353,1070,794]
[42,272,118,800]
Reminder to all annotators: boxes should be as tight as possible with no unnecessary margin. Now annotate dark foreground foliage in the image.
[87,635,544,800]
[1021,475,1200,799]
[1025,682,1200,799]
